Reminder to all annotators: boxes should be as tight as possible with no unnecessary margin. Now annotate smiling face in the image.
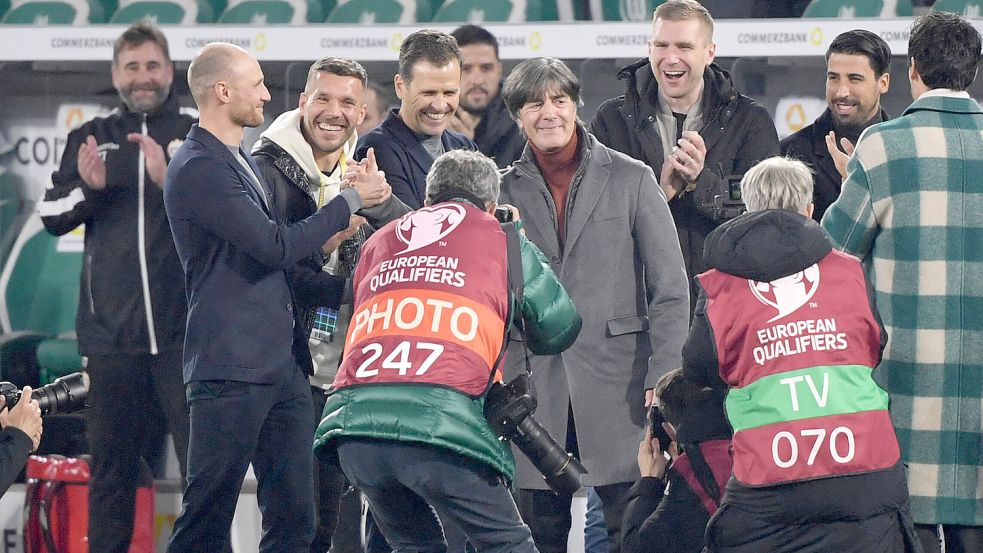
[648,17,715,111]
[112,41,173,114]
[517,89,577,153]
[826,52,890,130]
[396,59,461,136]
[459,43,503,114]
[300,71,366,162]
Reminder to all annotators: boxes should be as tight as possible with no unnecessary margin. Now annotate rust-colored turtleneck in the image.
[530,130,581,246]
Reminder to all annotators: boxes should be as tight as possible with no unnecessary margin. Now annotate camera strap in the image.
[501,222,533,376]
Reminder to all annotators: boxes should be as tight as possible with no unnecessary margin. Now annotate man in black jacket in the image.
[38,21,193,553]
[780,30,891,222]
[590,0,778,306]
[448,25,525,169]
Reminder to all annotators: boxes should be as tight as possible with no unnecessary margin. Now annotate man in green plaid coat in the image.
[822,11,983,553]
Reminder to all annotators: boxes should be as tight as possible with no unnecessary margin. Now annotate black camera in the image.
[704,175,746,221]
[0,372,89,416]
[494,206,514,223]
[647,405,674,453]
[485,375,587,495]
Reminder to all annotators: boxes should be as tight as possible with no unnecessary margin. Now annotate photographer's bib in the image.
[699,250,900,487]
[333,203,510,398]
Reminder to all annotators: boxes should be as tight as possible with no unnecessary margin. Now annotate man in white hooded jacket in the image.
[251,56,371,553]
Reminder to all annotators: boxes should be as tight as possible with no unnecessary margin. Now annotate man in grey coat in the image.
[498,57,690,553]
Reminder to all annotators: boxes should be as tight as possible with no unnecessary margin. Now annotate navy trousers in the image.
[337,438,537,553]
[167,367,315,553]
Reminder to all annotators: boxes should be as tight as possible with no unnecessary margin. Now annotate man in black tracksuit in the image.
[590,0,778,307]
[38,22,193,553]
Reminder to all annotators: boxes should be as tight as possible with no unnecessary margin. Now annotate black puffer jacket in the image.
[40,94,194,356]
[591,61,779,300]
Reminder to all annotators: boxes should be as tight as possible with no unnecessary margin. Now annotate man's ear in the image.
[485,201,497,214]
[394,73,405,100]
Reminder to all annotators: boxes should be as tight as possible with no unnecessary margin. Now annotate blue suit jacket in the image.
[164,124,352,384]
[355,109,476,209]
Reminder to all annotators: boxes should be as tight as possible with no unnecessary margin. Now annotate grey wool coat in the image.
[499,127,690,489]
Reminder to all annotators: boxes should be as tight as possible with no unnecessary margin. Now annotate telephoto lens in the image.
[0,372,89,416]
[485,376,588,495]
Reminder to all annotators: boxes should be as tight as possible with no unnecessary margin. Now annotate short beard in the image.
[460,102,489,116]
[233,109,264,129]
[119,84,170,114]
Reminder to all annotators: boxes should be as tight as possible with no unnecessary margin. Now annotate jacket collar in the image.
[617,59,737,123]
[903,93,983,117]
[809,107,890,158]
[474,90,515,146]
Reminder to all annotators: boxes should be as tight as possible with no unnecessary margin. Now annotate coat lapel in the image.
[509,160,560,258]
[563,140,610,255]
[188,125,272,217]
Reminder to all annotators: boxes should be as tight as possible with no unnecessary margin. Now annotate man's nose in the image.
[261,84,272,102]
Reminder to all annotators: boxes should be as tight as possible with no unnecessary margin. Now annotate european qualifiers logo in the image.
[395,204,466,254]
[749,264,820,322]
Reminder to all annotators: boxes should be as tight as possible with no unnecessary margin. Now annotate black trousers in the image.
[86,351,189,553]
[167,368,315,553]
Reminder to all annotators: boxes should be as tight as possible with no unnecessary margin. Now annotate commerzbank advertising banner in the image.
[0,18,944,62]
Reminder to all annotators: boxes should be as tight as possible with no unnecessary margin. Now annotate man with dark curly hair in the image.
[823,11,983,552]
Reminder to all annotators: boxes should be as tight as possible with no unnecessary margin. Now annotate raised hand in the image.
[77,135,107,190]
[127,133,168,189]
[659,156,684,201]
[825,131,854,182]
[669,130,707,185]
[349,148,390,207]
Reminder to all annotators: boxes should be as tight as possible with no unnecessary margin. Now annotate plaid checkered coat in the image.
[822,92,983,526]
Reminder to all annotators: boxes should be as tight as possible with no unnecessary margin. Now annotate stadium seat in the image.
[325,0,426,23]
[218,0,321,23]
[1,0,106,23]
[932,0,983,16]
[0,211,83,389]
[0,172,32,276]
[802,0,913,17]
[110,0,214,23]
[598,0,665,21]
[431,0,541,22]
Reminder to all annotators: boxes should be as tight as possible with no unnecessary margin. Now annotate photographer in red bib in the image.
[314,149,582,552]
[684,157,921,552]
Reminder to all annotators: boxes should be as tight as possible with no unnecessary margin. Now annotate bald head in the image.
[188,42,250,106]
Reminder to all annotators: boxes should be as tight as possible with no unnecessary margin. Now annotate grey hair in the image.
[425,150,500,206]
[501,57,582,121]
[740,157,814,213]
